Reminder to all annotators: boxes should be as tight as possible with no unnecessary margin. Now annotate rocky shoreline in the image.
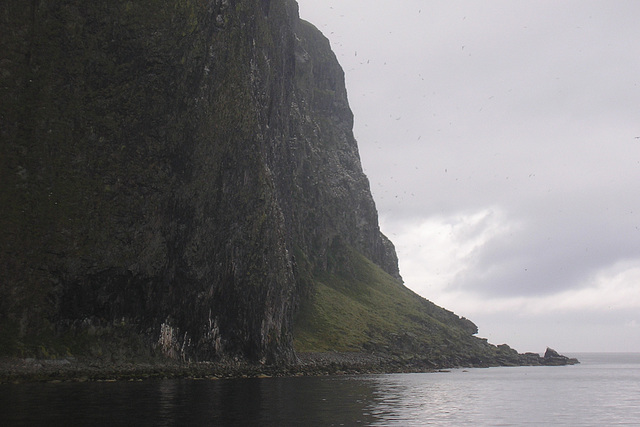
[0,349,578,384]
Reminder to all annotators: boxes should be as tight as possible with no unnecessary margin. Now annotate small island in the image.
[540,348,580,366]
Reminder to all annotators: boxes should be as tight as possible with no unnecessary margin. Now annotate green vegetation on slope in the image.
[294,240,508,366]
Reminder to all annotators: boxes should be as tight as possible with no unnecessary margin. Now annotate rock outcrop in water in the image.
[0,0,577,369]
[542,348,579,366]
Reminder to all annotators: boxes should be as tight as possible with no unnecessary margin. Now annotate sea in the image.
[1,353,638,426]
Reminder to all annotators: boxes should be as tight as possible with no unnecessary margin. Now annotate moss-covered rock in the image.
[1,0,303,363]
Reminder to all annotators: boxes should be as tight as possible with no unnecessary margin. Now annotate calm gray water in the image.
[1,353,639,426]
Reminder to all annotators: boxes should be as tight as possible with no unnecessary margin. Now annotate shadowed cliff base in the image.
[0,349,577,384]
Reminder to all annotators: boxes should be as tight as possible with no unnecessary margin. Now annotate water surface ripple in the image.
[1,353,638,426]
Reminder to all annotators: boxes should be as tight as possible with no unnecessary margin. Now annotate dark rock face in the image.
[0,0,398,362]
[543,347,579,366]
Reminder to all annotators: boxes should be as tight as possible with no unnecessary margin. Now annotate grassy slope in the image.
[293,242,507,365]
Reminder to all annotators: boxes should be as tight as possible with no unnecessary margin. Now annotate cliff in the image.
[1,0,558,368]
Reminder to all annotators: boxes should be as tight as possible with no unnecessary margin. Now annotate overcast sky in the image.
[296,0,640,353]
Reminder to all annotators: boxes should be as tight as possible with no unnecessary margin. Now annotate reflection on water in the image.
[1,376,381,426]
[1,353,639,426]
[365,353,640,426]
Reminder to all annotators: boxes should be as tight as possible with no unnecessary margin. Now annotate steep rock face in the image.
[282,19,400,280]
[1,0,398,362]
